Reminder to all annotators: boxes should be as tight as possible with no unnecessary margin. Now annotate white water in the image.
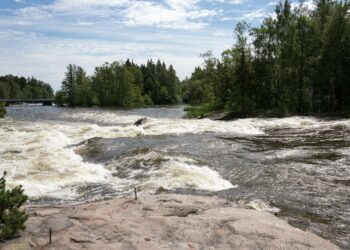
[106,152,235,192]
[1,107,349,201]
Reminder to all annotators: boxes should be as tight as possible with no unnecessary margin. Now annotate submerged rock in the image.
[74,137,104,159]
[0,194,339,250]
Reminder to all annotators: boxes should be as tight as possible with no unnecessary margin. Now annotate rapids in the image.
[0,105,349,248]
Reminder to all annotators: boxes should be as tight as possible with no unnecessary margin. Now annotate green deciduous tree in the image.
[58,59,182,108]
[0,75,53,100]
[183,0,350,117]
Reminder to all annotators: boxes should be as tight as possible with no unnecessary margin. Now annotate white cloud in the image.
[123,1,216,30]
[165,0,200,10]
[53,0,130,9]
[223,8,268,22]
[12,0,217,30]
[291,0,315,11]
[17,7,53,20]
[1,0,278,89]
[0,28,232,90]
[214,0,247,4]
[242,8,267,20]
[213,29,232,37]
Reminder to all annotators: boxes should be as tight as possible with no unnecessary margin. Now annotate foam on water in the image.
[140,118,264,136]
[247,199,281,213]
[0,116,237,200]
[0,122,112,199]
[1,107,350,201]
[53,111,350,137]
[107,152,235,192]
[55,110,267,136]
[266,148,309,160]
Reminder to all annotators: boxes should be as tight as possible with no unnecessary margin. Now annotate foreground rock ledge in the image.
[1,194,338,250]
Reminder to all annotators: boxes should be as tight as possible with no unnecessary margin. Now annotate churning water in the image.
[0,106,349,248]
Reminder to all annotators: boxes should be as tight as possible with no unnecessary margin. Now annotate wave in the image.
[1,108,349,201]
[0,120,234,200]
[107,152,235,193]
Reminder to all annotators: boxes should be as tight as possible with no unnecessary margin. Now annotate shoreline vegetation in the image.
[0,0,348,249]
[1,1,349,119]
[0,75,54,101]
[183,0,350,119]
[54,60,182,108]
[0,102,6,118]
[184,103,350,120]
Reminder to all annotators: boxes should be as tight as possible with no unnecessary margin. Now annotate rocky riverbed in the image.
[1,194,339,250]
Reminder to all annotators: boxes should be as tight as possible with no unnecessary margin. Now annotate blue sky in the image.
[0,0,310,90]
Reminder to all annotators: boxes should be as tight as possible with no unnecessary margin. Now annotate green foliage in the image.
[182,63,216,105]
[0,102,6,118]
[183,0,350,117]
[144,95,154,105]
[92,61,144,107]
[54,90,66,107]
[0,75,53,100]
[184,103,218,119]
[60,65,98,107]
[0,172,28,240]
[58,59,182,108]
[141,60,181,105]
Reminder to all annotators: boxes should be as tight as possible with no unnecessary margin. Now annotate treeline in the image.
[183,0,350,117]
[56,59,181,107]
[0,75,53,100]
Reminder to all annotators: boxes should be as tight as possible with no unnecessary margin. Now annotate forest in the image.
[55,59,181,107]
[0,75,53,100]
[1,0,349,117]
[184,0,350,117]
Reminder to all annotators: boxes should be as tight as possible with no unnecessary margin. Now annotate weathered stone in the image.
[0,194,339,250]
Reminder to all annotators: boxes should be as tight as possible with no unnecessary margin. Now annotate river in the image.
[0,106,349,248]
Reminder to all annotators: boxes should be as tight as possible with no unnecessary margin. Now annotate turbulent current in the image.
[0,106,349,248]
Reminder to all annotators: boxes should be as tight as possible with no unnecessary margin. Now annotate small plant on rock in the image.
[0,171,28,240]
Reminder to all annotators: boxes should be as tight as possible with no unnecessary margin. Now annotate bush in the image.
[185,103,218,119]
[0,102,6,118]
[0,172,28,240]
[144,95,154,106]
[54,90,66,107]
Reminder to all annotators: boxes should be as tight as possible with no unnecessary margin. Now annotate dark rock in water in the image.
[74,137,104,159]
[134,117,148,126]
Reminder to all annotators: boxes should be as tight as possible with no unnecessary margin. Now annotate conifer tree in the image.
[184,0,350,117]
[0,172,28,240]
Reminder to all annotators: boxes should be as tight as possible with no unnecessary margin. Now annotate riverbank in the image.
[0,102,6,118]
[185,104,350,120]
[1,194,338,250]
